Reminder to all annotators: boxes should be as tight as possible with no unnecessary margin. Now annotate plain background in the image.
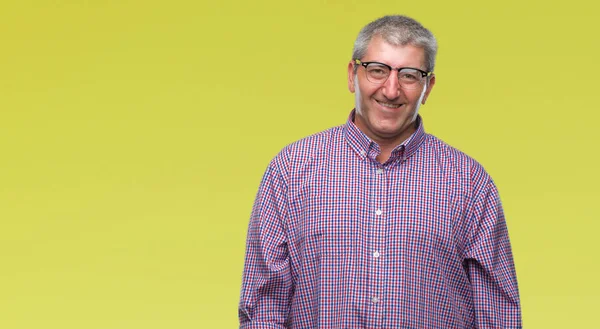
[1,0,599,328]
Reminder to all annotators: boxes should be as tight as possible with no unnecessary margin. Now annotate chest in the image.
[286,155,465,259]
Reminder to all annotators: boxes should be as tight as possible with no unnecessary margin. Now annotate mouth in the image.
[376,100,403,109]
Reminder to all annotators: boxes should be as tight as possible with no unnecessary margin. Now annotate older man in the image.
[239,15,521,329]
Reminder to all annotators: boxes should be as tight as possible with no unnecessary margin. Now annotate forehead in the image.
[363,36,426,69]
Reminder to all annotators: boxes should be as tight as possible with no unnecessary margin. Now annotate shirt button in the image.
[372,296,379,303]
[373,251,380,258]
[360,150,366,156]
[376,168,383,174]
[375,209,382,216]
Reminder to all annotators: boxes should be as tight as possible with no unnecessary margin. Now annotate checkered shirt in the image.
[239,111,522,328]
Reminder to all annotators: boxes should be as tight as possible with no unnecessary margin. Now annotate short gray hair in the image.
[352,15,438,73]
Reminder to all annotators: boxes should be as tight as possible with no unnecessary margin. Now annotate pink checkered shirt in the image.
[239,111,521,328]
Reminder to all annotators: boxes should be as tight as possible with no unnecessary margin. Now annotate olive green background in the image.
[1,0,598,328]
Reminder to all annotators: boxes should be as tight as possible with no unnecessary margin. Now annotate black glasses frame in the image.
[354,59,433,78]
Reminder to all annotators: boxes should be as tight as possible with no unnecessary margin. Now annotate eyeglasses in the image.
[354,59,433,90]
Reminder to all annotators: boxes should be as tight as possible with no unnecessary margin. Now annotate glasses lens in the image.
[398,68,425,89]
[365,63,390,84]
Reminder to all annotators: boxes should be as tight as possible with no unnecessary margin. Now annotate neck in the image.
[373,129,414,163]
[353,113,418,163]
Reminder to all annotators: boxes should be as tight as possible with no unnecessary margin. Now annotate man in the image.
[239,15,521,328]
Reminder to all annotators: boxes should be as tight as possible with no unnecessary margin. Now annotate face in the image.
[348,36,435,145]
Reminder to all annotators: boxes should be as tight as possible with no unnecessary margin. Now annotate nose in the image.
[381,70,401,99]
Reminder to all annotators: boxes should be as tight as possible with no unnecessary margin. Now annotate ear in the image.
[348,61,356,93]
[421,74,436,104]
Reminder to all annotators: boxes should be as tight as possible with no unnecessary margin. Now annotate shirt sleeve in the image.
[239,163,293,329]
[463,180,522,328]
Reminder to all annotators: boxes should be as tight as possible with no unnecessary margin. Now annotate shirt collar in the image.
[343,109,426,163]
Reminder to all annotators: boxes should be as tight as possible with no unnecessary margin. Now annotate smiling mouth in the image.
[376,100,403,109]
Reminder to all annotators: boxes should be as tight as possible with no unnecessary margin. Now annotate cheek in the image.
[358,84,379,101]
[407,91,424,105]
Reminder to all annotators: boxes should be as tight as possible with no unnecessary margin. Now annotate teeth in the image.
[378,101,401,108]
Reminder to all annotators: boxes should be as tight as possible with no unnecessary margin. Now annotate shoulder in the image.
[422,134,492,192]
[268,125,344,176]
